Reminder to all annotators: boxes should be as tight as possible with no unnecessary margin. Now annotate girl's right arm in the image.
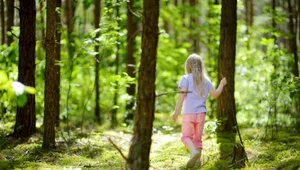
[172,87,187,121]
[208,77,227,99]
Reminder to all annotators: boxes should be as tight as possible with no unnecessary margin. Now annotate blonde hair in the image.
[185,53,209,97]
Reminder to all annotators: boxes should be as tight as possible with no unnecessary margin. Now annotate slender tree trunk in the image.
[111,0,120,128]
[13,0,36,138]
[43,0,57,149]
[6,0,14,45]
[0,0,5,44]
[124,0,137,125]
[272,0,277,42]
[189,0,200,53]
[65,0,76,128]
[127,0,159,169]
[162,0,170,34]
[94,0,101,123]
[39,2,45,49]
[216,0,237,159]
[55,0,61,127]
[287,0,299,77]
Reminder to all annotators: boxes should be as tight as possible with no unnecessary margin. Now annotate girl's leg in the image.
[181,114,195,152]
[181,114,201,168]
[193,113,206,149]
[193,113,206,164]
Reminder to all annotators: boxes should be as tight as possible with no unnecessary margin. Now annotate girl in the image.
[172,54,227,168]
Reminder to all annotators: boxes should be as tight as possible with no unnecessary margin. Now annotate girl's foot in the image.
[195,160,201,168]
[186,149,201,168]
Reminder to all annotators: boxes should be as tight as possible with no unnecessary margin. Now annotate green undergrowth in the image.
[1,115,300,170]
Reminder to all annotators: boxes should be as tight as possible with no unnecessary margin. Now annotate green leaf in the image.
[25,86,36,94]
[17,93,27,107]
[0,71,8,84]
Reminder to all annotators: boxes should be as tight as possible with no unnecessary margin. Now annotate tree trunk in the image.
[111,0,120,128]
[94,0,101,123]
[43,0,57,149]
[13,0,36,138]
[216,0,237,160]
[65,0,76,127]
[217,0,237,133]
[126,0,159,169]
[55,0,61,127]
[39,2,45,49]
[287,0,299,77]
[6,0,14,45]
[272,0,277,42]
[0,0,5,44]
[124,0,137,125]
[189,0,200,53]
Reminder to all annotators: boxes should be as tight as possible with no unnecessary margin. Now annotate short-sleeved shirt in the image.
[178,73,213,114]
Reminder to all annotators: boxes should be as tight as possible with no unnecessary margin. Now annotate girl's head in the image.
[185,53,208,97]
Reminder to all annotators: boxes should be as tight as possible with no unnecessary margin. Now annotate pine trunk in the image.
[43,0,57,149]
[13,0,36,138]
[126,0,159,169]
[287,0,299,77]
[111,0,120,128]
[217,0,237,133]
[94,0,101,123]
[0,0,5,44]
[6,0,14,45]
[216,0,237,160]
[55,0,61,127]
[124,0,137,125]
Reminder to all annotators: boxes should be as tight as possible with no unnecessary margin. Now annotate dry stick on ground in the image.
[108,138,128,162]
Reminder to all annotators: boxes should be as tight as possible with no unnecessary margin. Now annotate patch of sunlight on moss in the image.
[97,146,125,169]
[58,155,96,167]
[150,140,188,169]
[14,161,59,170]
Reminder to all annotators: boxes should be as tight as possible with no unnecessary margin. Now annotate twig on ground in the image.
[108,138,128,162]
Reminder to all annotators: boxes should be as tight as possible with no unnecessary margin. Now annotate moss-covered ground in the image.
[1,114,300,170]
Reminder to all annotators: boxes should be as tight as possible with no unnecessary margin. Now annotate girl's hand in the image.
[221,77,227,86]
[172,112,178,122]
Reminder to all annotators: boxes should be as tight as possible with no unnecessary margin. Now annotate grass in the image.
[1,114,300,170]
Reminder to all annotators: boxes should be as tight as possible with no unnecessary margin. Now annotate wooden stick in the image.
[108,137,128,162]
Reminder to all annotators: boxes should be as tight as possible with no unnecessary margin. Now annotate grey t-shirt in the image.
[178,73,213,114]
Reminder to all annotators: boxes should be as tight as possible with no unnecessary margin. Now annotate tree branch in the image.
[108,138,128,162]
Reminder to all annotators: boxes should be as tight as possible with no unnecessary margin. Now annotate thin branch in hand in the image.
[156,91,191,97]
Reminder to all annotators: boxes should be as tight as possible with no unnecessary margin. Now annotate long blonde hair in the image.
[185,53,209,97]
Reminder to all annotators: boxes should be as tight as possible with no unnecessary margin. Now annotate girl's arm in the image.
[209,77,227,99]
[172,87,187,121]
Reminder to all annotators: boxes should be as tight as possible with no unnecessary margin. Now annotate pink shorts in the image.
[181,113,206,149]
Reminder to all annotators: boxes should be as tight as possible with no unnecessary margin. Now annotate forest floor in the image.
[1,114,300,170]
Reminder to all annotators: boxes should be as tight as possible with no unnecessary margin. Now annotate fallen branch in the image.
[108,137,128,162]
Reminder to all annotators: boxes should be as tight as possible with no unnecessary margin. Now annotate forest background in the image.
[0,0,300,169]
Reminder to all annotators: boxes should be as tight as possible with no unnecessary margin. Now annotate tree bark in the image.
[217,0,237,133]
[111,0,120,128]
[13,0,36,138]
[55,0,61,127]
[126,0,159,169]
[287,0,299,77]
[124,0,138,125]
[0,0,5,44]
[39,2,45,49]
[65,0,76,127]
[43,0,57,149]
[94,0,101,123]
[6,0,14,45]
[189,0,200,53]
